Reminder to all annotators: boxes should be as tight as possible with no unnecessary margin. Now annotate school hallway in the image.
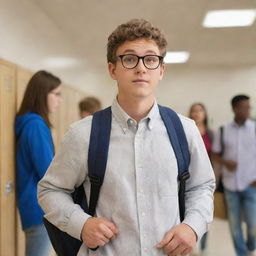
[194,217,236,256]
[1,1,256,255]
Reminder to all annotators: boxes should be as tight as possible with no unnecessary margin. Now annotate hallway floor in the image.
[191,217,236,256]
[206,218,235,256]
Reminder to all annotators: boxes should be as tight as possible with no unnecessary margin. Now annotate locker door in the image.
[15,66,33,256]
[0,59,16,256]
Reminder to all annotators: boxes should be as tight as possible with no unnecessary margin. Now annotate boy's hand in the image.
[81,217,119,248]
[156,223,197,256]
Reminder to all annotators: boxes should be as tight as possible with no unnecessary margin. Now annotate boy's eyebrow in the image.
[122,49,158,55]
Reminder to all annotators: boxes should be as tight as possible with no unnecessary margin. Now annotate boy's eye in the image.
[145,56,157,63]
[123,56,137,63]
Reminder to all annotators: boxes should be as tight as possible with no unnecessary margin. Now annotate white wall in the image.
[0,0,102,93]
[85,64,256,132]
[1,0,255,132]
[156,65,256,130]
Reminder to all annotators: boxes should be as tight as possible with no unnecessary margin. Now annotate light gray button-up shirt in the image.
[38,99,215,256]
[212,119,256,191]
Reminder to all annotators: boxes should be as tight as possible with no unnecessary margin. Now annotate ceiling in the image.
[1,0,256,91]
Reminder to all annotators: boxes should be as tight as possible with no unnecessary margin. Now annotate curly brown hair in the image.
[107,19,167,63]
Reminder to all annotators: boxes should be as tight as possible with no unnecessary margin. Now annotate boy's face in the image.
[233,99,250,120]
[108,39,165,102]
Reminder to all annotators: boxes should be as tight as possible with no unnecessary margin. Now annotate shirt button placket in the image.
[135,126,148,256]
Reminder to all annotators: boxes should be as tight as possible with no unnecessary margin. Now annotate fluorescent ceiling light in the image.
[164,51,190,64]
[41,57,80,69]
[203,9,256,28]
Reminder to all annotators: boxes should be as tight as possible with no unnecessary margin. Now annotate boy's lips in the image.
[132,79,149,83]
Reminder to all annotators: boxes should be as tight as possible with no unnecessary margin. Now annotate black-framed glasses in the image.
[117,54,164,70]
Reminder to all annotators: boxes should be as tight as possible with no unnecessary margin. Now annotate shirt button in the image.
[142,212,145,217]
[140,188,144,193]
[144,247,148,252]
[128,119,134,125]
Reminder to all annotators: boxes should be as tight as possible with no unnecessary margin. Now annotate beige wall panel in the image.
[64,86,82,124]
[16,67,33,111]
[49,107,61,151]
[0,59,16,256]
[53,85,86,151]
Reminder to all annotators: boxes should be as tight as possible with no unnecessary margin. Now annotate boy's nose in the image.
[135,59,146,73]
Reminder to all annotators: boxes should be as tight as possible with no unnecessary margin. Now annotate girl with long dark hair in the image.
[15,70,61,256]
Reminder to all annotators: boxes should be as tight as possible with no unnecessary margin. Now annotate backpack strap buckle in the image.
[179,171,190,182]
[89,174,103,186]
[178,171,190,221]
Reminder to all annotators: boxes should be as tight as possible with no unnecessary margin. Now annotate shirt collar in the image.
[111,98,159,133]
[231,119,250,128]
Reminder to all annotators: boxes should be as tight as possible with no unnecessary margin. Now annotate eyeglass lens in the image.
[120,55,162,69]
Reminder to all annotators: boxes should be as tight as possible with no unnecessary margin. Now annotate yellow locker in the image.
[0,59,16,256]
[15,66,33,256]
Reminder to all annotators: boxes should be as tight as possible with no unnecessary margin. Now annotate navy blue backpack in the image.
[43,105,190,256]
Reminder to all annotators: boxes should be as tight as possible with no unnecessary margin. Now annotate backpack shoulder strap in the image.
[158,105,190,221]
[87,107,112,216]
[87,105,190,221]
[43,107,112,255]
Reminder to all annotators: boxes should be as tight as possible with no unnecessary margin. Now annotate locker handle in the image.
[5,181,13,194]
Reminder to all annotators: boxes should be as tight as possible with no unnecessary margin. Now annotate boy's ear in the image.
[108,62,117,80]
[159,63,165,81]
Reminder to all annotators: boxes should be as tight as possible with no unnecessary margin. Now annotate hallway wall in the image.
[98,64,256,131]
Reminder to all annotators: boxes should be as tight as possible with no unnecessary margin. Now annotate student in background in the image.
[78,96,102,118]
[189,103,214,256]
[212,95,256,256]
[15,70,61,256]
[189,103,213,157]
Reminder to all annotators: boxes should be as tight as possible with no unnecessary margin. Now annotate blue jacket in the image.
[15,112,54,230]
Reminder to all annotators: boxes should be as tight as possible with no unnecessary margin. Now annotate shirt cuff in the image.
[182,211,208,241]
[66,209,91,240]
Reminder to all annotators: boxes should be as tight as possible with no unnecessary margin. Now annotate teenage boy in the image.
[38,19,215,256]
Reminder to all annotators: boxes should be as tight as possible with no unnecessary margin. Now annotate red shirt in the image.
[202,132,212,155]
